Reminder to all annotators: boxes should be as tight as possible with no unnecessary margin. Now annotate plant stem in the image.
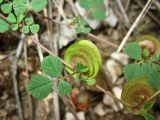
[146,90,160,103]
[117,0,154,52]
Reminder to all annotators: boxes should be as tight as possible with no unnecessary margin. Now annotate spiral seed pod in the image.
[136,35,160,55]
[121,77,156,114]
[64,40,102,78]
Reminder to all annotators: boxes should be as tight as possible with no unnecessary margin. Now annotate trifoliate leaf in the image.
[58,80,72,96]
[41,56,64,78]
[30,0,47,12]
[92,8,106,21]
[30,24,40,34]
[0,18,9,33]
[6,13,17,23]
[28,74,53,100]
[1,3,12,14]
[17,14,24,23]
[22,25,29,34]
[25,17,33,26]
[10,24,18,31]
[124,42,142,60]
[86,78,96,85]
[76,62,89,73]
[123,63,145,80]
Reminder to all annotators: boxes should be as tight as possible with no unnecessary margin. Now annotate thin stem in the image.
[146,90,160,103]
[29,36,73,69]
[117,0,154,52]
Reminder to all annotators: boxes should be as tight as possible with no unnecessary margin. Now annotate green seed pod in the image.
[136,35,160,55]
[121,77,156,114]
[64,40,102,78]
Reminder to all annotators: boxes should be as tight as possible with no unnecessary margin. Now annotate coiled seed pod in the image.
[136,35,160,55]
[121,77,156,114]
[64,40,102,78]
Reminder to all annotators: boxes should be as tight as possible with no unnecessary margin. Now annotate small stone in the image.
[65,112,85,120]
[111,52,129,65]
[105,59,122,83]
[103,94,114,106]
[94,103,107,116]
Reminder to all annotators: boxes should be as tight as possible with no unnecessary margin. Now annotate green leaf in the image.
[58,80,72,96]
[10,24,18,31]
[76,62,89,73]
[151,55,160,62]
[82,27,91,33]
[86,78,96,85]
[30,24,40,34]
[143,113,154,120]
[13,1,28,14]
[78,0,104,9]
[123,63,145,80]
[0,18,9,33]
[143,103,153,111]
[79,18,87,26]
[143,48,150,58]
[141,63,160,89]
[25,17,33,25]
[41,56,64,78]
[0,0,4,4]
[124,42,142,60]
[92,8,106,21]
[1,3,12,14]
[17,14,24,23]
[30,0,47,12]
[22,25,29,34]
[6,13,17,23]
[28,75,53,100]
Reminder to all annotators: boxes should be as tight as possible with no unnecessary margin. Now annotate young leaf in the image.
[143,113,154,120]
[58,80,72,96]
[0,18,9,33]
[10,24,19,31]
[30,24,40,34]
[22,25,29,34]
[28,75,53,100]
[25,17,33,25]
[124,42,142,60]
[86,78,96,85]
[17,14,24,23]
[30,0,47,12]
[123,63,145,80]
[143,48,150,58]
[6,13,17,23]
[1,3,12,14]
[76,62,89,73]
[41,56,64,78]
